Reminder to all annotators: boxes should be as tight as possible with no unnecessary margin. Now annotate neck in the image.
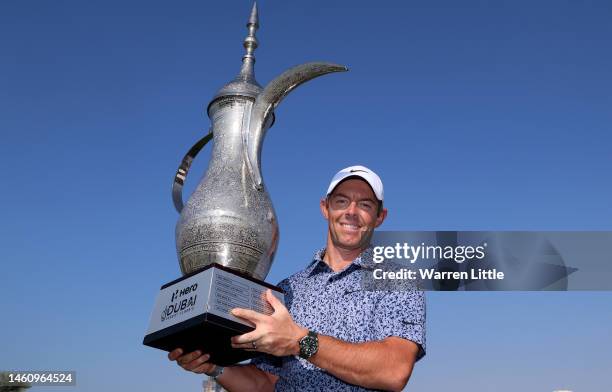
[323,239,366,272]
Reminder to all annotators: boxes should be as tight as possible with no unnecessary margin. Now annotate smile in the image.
[340,223,361,231]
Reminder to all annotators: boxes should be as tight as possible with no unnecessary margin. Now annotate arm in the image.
[231,290,421,392]
[308,335,419,392]
[168,349,278,392]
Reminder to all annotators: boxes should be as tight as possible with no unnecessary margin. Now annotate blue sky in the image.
[1,0,611,391]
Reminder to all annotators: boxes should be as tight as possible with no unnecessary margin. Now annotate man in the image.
[169,165,426,391]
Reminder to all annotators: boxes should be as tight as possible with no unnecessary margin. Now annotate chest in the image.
[288,275,382,342]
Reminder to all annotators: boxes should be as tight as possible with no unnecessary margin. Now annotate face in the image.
[320,178,387,252]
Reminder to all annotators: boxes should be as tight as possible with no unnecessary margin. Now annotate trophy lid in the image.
[208,2,262,112]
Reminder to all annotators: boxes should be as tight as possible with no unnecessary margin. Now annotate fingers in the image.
[231,337,261,351]
[231,331,260,345]
[193,362,217,374]
[231,307,264,324]
[168,349,213,373]
[265,289,284,312]
[176,350,204,365]
[232,342,260,351]
[182,353,211,371]
[168,348,183,361]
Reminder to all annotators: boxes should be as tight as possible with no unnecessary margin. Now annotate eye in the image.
[331,196,349,209]
[358,201,375,211]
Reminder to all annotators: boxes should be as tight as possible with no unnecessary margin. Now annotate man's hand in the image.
[230,289,307,357]
[168,348,217,375]
[169,348,279,392]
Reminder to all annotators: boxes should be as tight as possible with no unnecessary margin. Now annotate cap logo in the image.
[349,169,367,173]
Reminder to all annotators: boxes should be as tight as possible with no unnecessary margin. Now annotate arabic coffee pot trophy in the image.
[143,2,347,365]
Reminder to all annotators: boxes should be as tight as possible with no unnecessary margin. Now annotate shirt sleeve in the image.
[372,289,426,361]
[250,353,283,376]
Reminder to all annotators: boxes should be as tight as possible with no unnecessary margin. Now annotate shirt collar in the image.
[305,246,376,277]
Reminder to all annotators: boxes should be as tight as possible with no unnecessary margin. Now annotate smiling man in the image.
[169,165,426,391]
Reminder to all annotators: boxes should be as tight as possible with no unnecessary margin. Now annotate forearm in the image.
[308,336,417,392]
[216,364,277,392]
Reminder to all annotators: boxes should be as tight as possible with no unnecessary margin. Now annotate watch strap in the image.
[207,365,224,379]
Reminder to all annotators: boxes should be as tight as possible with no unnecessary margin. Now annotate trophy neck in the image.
[208,97,253,168]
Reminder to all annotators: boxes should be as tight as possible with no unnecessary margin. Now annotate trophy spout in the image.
[245,62,348,190]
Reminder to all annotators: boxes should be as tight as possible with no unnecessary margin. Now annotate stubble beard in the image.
[329,224,374,253]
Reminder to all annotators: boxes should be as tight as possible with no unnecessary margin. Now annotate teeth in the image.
[341,223,359,229]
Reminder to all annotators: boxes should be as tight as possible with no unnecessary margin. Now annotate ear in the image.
[374,207,388,228]
[320,198,330,220]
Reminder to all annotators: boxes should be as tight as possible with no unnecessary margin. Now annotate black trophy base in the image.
[143,311,257,366]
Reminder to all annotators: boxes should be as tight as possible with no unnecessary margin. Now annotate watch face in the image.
[300,333,319,358]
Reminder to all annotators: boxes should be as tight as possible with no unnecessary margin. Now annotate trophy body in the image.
[143,3,347,365]
[176,97,278,281]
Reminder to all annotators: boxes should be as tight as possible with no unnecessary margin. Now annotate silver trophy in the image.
[143,3,347,365]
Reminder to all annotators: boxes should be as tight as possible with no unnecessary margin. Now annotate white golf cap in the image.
[326,165,384,201]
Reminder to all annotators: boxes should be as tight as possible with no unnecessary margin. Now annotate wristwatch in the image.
[207,365,224,379]
[298,330,319,359]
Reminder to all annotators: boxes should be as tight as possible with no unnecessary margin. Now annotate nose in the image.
[345,200,359,215]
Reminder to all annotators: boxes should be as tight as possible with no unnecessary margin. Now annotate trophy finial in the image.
[239,1,259,79]
[209,2,263,109]
[248,2,259,28]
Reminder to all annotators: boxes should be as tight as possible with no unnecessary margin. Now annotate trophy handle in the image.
[172,129,213,213]
[245,62,348,190]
